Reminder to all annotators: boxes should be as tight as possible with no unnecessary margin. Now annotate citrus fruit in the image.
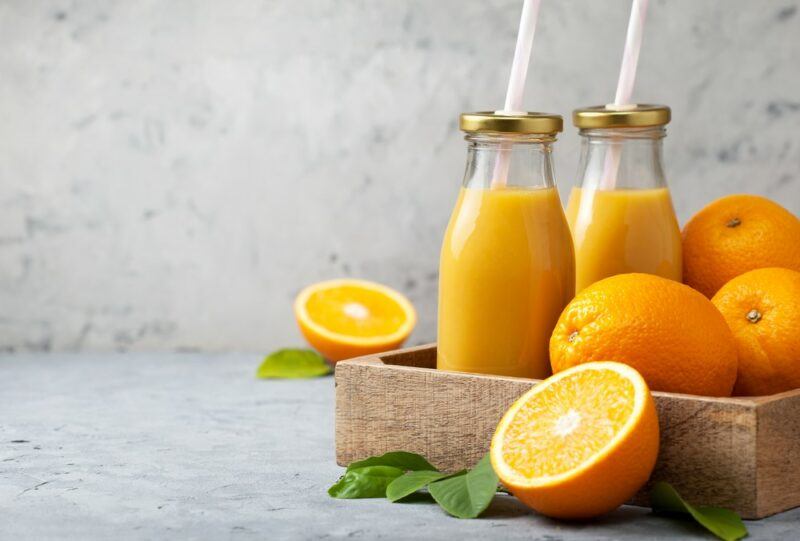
[711,267,800,396]
[682,194,800,298]
[491,361,659,519]
[294,279,416,362]
[550,273,738,396]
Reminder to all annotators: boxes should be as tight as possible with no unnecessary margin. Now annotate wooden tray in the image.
[335,344,800,519]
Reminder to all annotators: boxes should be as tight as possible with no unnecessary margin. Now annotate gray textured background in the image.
[1,0,798,352]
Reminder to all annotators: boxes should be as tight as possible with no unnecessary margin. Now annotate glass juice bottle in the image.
[565,105,682,292]
[437,112,575,379]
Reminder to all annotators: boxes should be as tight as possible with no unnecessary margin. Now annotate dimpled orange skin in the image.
[712,268,800,396]
[550,273,738,396]
[682,194,800,298]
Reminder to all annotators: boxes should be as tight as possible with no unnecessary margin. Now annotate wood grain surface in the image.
[335,344,800,519]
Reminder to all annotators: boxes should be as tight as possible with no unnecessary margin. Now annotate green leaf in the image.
[386,470,455,502]
[327,466,404,499]
[347,451,438,473]
[256,349,331,379]
[428,454,499,519]
[651,482,748,541]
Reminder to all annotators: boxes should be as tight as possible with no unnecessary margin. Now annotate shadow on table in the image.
[393,493,530,519]
[533,505,707,538]
[398,492,704,537]
[480,494,531,519]
[481,498,706,537]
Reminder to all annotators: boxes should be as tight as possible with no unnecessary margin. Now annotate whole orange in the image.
[550,273,738,396]
[682,194,800,298]
[712,267,800,396]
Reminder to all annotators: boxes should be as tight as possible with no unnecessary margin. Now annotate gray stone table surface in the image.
[2,353,799,540]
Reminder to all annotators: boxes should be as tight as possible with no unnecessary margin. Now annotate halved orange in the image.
[294,279,417,362]
[490,361,659,519]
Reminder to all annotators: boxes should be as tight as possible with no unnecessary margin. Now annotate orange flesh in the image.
[304,286,407,337]
[501,369,635,478]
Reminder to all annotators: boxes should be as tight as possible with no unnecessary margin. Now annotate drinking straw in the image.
[599,0,649,190]
[492,0,542,189]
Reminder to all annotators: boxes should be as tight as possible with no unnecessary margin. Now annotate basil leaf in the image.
[328,466,404,499]
[651,482,748,541]
[256,349,331,379]
[347,451,438,473]
[386,470,455,502]
[428,454,498,519]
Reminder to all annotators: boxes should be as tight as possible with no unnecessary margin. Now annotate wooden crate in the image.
[335,344,800,519]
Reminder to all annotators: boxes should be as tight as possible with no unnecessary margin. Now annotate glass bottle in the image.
[437,112,575,379]
[565,104,682,293]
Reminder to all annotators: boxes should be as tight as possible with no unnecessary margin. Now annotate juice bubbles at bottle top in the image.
[567,105,681,292]
[437,113,575,379]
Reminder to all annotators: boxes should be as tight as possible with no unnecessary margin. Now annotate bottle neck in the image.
[462,133,557,190]
[576,126,667,190]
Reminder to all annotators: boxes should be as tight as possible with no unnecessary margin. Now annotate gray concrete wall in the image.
[1,0,798,352]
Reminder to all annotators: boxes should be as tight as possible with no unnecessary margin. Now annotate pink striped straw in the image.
[492,0,542,189]
[599,0,649,190]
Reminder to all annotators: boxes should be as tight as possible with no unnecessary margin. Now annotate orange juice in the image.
[437,186,575,378]
[565,187,682,292]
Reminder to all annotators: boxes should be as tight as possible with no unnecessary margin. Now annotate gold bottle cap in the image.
[460,112,563,134]
[572,104,671,129]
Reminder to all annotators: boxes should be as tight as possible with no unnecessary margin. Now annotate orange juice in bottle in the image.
[566,105,681,292]
[437,113,575,378]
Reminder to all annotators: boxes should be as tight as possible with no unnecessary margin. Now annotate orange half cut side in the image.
[490,361,660,519]
[294,279,416,361]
